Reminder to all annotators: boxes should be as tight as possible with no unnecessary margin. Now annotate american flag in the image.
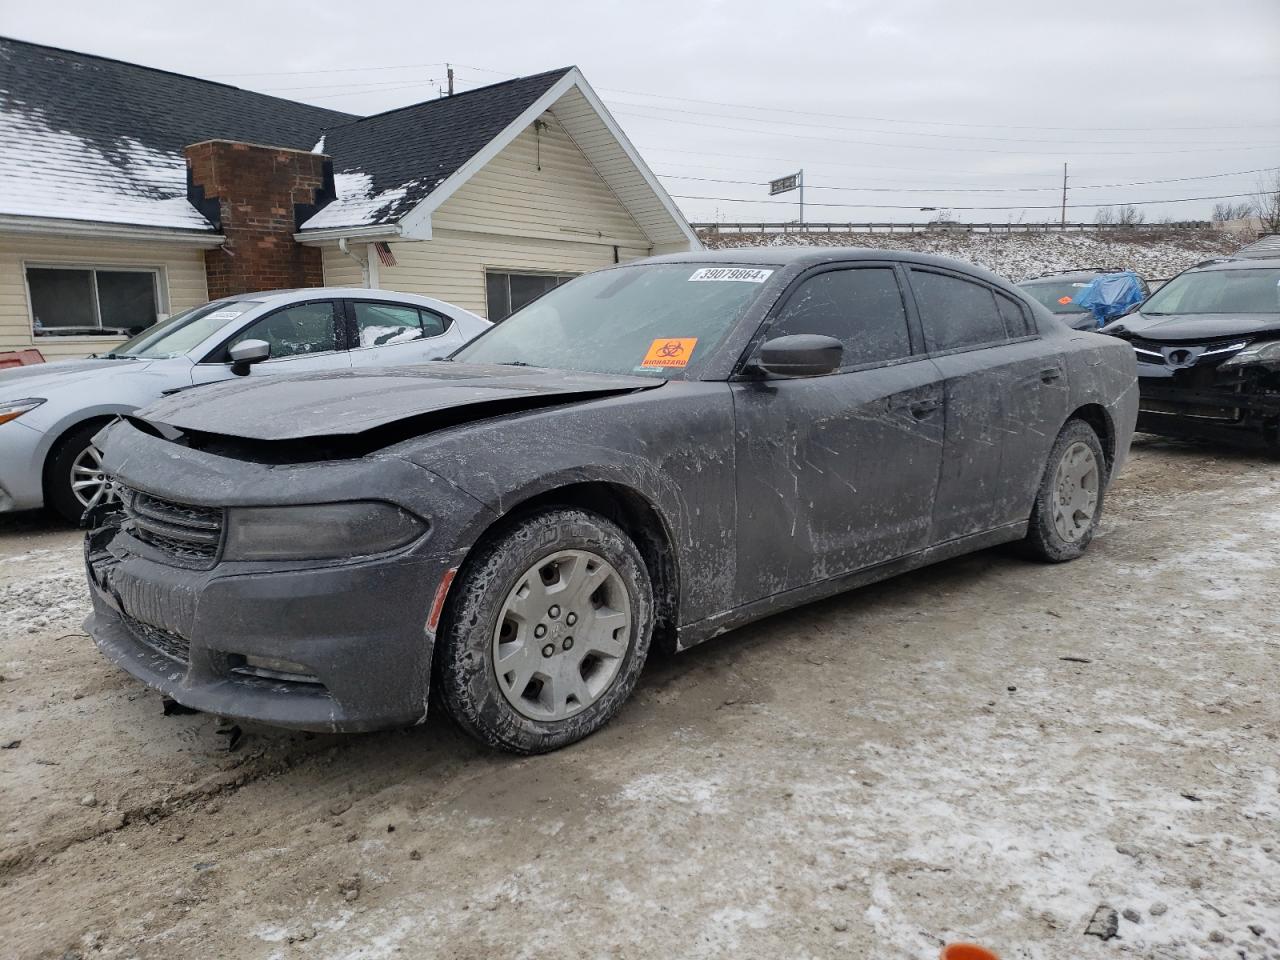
[373,241,397,268]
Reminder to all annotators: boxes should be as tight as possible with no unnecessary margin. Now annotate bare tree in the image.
[1094,206,1116,225]
[1116,205,1146,227]
[1212,200,1254,222]
[1254,171,1280,232]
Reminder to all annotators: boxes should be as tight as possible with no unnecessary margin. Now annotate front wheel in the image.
[1023,419,1107,562]
[44,421,118,524]
[435,508,653,754]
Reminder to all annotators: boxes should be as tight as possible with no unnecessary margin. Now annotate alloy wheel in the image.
[70,443,117,510]
[492,549,632,721]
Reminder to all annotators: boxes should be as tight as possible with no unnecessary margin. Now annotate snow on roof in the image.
[0,101,211,230]
[0,36,351,233]
[300,171,422,230]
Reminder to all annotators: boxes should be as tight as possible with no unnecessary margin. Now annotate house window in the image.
[26,265,162,337]
[485,270,576,322]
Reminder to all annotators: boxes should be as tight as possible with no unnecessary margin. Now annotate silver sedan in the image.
[0,288,489,520]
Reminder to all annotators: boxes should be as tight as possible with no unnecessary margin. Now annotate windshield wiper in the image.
[97,352,139,359]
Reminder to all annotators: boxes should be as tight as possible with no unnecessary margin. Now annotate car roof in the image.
[1019,271,1103,284]
[224,288,476,312]
[642,246,1016,287]
[1184,255,1280,273]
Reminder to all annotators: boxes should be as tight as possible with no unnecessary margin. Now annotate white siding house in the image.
[0,39,697,359]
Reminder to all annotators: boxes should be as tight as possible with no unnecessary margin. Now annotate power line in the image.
[215,59,1278,133]
[259,77,442,94]
[615,107,1280,157]
[602,84,1280,134]
[668,191,1259,212]
[209,61,446,78]
[604,97,1269,147]
[656,165,1280,194]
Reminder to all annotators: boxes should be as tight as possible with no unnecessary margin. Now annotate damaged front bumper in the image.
[81,420,495,733]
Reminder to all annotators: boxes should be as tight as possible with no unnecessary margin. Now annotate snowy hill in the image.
[698,229,1245,282]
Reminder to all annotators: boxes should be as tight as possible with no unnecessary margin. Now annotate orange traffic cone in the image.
[940,944,999,960]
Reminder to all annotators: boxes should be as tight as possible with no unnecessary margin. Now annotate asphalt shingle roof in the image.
[302,67,573,230]
[0,36,354,230]
[0,36,575,234]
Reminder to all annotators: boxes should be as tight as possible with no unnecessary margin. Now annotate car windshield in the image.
[1020,280,1092,314]
[111,300,261,359]
[1141,267,1280,316]
[453,263,774,378]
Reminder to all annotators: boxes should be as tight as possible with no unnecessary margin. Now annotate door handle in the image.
[1040,367,1063,383]
[908,398,941,419]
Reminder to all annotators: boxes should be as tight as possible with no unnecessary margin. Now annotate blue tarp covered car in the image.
[1073,271,1148,327]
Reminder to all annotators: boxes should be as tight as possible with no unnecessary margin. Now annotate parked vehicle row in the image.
[67,250,1136,753]
[0,289,489,520]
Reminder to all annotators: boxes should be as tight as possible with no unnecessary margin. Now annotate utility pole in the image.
[447,64,454,96]
[1059,165,1070,227]
[799,168,805,225]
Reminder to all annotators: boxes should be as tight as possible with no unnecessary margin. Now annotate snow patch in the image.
[0,98,212,230]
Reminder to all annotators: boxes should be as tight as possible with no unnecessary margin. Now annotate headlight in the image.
[1219,339,1280,370]
[223,502,426,561]
[0,398,45,426]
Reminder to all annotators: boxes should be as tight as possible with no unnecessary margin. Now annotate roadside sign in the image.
[769,173,801,196]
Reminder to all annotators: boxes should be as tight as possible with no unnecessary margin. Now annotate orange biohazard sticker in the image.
[641,337,698,369]
[1057,295,1073,305]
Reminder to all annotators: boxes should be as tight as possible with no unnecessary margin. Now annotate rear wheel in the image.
[44,421,118,524]
[435,508,653,754]
[1023,419,1107,562]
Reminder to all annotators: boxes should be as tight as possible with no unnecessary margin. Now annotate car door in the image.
[190,299,350,385]
[731,264,946,603]
[904,268,1069,543]
[346,300,465,368]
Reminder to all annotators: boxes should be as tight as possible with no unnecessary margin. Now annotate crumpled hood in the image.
[1103,311,1280,342]
[0,357,150,396]
[137,362,663,441]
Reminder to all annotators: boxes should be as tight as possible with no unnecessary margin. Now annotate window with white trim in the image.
[485,270,576,322]
[26,265,163,337]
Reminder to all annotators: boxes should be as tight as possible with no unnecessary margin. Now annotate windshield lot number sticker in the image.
[688,268,773,283]
[641,338,698,368]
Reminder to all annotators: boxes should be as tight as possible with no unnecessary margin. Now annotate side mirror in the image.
[228,339,270,376]
[754,334,843,378]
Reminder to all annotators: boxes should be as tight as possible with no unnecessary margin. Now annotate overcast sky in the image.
[4,0,1279,224]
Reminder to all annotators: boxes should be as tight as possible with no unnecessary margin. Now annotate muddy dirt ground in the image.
[1,436,1277,960]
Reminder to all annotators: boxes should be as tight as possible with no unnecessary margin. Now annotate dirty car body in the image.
[1101,255,1280,447]
[83,249,1138,746]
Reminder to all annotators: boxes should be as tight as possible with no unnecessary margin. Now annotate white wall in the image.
[0,234,209,359]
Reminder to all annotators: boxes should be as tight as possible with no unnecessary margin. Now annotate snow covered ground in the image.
[700,229,1245,283]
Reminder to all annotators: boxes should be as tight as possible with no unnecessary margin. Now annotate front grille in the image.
[1129,337,1250,368]
[119,487,223,566]
[120,611,191,665]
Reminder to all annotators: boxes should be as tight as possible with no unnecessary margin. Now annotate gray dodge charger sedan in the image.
[84,249,1138,753]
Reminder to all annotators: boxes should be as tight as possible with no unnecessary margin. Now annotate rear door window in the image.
[769,267,913,368]
[995,291,1032,337]
[352,302,451,347]
[909,269,1007,352]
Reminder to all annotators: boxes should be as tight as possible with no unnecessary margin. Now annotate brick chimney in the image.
[184,140,336,299]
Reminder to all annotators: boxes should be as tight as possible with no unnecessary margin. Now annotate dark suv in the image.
[1101,255,1280,448]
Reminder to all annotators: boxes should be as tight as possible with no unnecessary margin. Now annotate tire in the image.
[44,420,116,524]
[1023,419,1108,563]
[435,507,654,754]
